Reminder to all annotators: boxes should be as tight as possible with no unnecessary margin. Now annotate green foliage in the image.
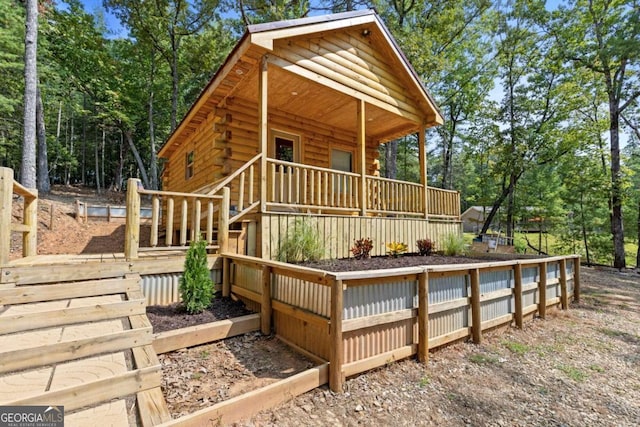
[386,241,408,258]
[442,233,468,256]
[180,238,214,314]
[276,218,325,263]
[416,238,434,256]
[468,353,499,365]
[502,340,529,356]
[351,238,373,260]
[556,364,587,382]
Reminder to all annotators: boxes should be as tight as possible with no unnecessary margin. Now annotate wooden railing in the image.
[0,167,38,265]
[365,175,424,216]
[267,158,361,212]
[427,186,460,218]
[124,178,230,260]
[207,153,261,224]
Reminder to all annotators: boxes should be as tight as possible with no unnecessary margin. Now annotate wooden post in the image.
[0,167,13,266]
[559,259,568,310]
[151,196,159,247]
[513,263,523,329]
[261,265,272,335]
[107,205,112,222]
[124,178,141,260]
[259,56,268,213]
[166,197,174,246]
[49,202,54,230]
[418,123,428,219]
[357,99,367,216]
[418,271,429,363]
[222,257,231,297]
[470,268,482,344]
[538,262,547,319]
[193,198,202,240]
[22,191,38,257]
[329,278,344,392]
[218,187,230,253]
[75,199,81,223]
[573,257,581,302]
[180,198,188,246]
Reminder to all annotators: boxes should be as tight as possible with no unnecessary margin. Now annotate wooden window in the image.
[332,149,353,193]
[185,150,194,180]
[275,137,294,163]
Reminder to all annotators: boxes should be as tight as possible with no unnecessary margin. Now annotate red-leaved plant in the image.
[417,238,434,256]
[351,238,373,259]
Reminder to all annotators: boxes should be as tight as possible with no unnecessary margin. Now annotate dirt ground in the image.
[9,186,640,426]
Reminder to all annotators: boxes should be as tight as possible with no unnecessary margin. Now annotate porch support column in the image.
[419,122,428,219]
[357,99,367,216]
[259,55,269,214]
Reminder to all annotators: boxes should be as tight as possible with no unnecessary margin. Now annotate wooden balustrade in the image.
[266,158,361,212]
[125,178,229,260]
[427,186,460,218]
[365,175,423,216]
[0,167,38,265]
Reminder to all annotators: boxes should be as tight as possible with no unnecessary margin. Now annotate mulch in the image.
[298,254,505,272]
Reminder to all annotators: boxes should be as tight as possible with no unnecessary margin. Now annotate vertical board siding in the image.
[264,214,461,260]
[343,280,417,320]
[272,274,331,318]
[479,270,513,322]
[234,263,263,295]
[274,311,330,360]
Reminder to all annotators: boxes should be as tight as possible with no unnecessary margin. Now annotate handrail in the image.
[139,188,222,199]
[207,153,263,196]
[268,158,361,178]
[1,167,38,265]
[365,174,422,187]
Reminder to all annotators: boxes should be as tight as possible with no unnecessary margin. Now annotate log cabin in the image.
[158,9,461,259]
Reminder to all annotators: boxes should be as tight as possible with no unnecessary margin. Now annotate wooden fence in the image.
[124,178,230,260]
[224,253,581,392]
[0,167,38,265]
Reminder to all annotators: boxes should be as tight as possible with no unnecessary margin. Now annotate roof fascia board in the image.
[250,14,376,50]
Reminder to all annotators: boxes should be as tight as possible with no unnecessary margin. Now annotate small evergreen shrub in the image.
[180,238,214,314]
[276,218,325,263]
[417,238,434,256]
[351,238,373,259]
[442,233,468,256]
[386,241,408,257]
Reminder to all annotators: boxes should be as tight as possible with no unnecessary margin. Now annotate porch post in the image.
[259,55,268,213]
[419,122,428,219]
[357,99,367,216]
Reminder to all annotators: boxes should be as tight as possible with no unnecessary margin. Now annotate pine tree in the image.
[180,238,214,314]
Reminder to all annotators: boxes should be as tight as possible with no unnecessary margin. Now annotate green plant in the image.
[417,238,434,256]
[442,233,468,256]
[468,353,498,364]
[351,238,373,259]
[502,340,530,356]
[180,237,214,314]
[276,218,325,263]
[418,376,430,387]
[557,364,587,382]
[386,241,408,257]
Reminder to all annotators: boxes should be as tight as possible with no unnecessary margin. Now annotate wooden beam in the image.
[573,257,581,302]
[538,262,547,319]
[559,258,568,310]
[259,56,268,213]
[418,271,429,363]
[153,314,260,354]
[125,178,141,260]
[513,264,523,329]
[0,167,14,266]
[261,265,272,334]
[218,187,230,253]
[22,188,38,257]
[222,257,231,297]
[157,364,329,427]
[357,99,367,216]
[470,268,482,344]
[329,278,344,392]
[341,308,416,333]
[342,344,416,378]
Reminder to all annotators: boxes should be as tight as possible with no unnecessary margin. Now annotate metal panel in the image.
[140,268,221,306]
[233,263,262,294]
[429,306,468,338]
[343,318,415,363]
[343,280,417,320]
[479,270,513,322]
[428,275,467,304]
[522,266,538,284]
[547,262,559,279]
[522,288,537,308]
[271,274,330,317]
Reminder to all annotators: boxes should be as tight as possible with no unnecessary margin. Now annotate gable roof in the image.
[159,9,443,159]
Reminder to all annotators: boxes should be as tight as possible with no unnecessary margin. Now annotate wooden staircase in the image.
[0,273,170,426]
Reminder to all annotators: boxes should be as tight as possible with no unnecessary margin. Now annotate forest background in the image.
[1,0,639,268]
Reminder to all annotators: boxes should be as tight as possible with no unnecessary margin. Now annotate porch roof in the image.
[159,9,443,159]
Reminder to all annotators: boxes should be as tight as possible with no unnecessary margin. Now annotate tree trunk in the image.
[580,192,591,266]
[170,32,179,131]
[636,196,640,268]
[149,52,158,190]
[21,0,38,189]
[385,140,397,179]
[95,126,101,193]
[36,84,50,193]
[124,130,151,189]
[609,107,625,269]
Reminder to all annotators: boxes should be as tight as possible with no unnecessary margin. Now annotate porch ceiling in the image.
[233,65,420,143]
